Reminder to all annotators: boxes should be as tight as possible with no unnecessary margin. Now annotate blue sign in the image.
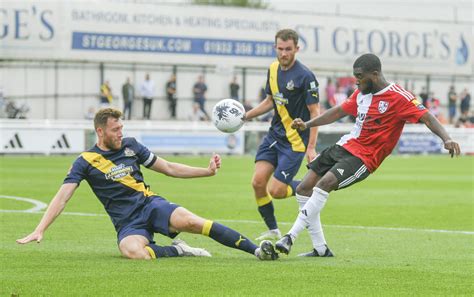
[71,31,275,57]
[140,133,242,153]
[398,133,442,154]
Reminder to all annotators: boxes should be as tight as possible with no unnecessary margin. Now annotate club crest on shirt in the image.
[124,147,136,157]
[286,80,294,91]
[378,101,389,113]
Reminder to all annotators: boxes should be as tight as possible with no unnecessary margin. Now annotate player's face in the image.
[275,38,299,69]
[101,117,123,150]
[353,67,375,95]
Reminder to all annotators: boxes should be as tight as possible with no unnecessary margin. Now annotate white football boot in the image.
[172,239,212,257]
[255,229,281,241]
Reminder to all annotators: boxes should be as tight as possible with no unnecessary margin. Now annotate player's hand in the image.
[305,149,317,164]
[444,139,461,158]
[16,230,43,244]
[208,153,221,175]
[291,118,307,131]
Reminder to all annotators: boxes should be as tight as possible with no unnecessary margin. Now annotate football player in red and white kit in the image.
[275,53,461,257]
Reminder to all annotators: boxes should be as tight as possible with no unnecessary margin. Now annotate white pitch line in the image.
[0,195,48,212]
[1,195,473,235]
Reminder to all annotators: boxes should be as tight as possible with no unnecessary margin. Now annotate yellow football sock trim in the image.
[256,195,272,207]
[145,246,156,259]
[202,220,213,236]
[285,185,293,198]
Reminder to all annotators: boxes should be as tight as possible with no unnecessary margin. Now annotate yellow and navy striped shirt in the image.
[266,60,319,152]
[64,137,157,231]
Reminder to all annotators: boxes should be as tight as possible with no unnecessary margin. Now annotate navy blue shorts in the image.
[255,134,305,184]
[117,196,180,244]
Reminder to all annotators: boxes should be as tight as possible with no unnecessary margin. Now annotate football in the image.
[212,99,246,133]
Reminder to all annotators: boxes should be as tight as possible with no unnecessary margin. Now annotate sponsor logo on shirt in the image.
[105,163,133,181]
[273,92,288,105]
[286,80,294,91]
[411,99,426,110]
[309,81,319,98]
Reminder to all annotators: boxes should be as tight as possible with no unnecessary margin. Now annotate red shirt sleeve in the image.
[396,96,428,123]
[340,89,359,117]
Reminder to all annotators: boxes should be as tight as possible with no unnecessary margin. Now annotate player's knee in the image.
[181,215,203,233]
[268,186,287,199]
[296,183,312,197]
[315,177,338,192]
[123,249,149,260]
[251,177,267,191]
[119,242,150,260]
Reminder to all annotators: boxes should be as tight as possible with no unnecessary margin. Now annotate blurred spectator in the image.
[334,85,347,106]
[229,76,240,101]
[121,77,134,120]
[0,86,5,118]
[258,84,273,122]
[258,84,266,102]
[6,100,29,119]
[140,73,155,120]
[324,78,336,110]
[419,86,429,106]
[459,88,471,118]
[100,80,113,106]
[166,74,177,119]
[426,92,447,124]
[447,85,457,124]
[84,106,95,120]
[188,102,209,122]
[192,75,209,118]
[346,83,356,98]
[243,99,253,112]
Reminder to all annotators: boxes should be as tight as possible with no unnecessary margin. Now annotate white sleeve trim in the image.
[143,153,156,167]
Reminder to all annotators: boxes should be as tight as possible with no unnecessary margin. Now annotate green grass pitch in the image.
[1,155,473,296]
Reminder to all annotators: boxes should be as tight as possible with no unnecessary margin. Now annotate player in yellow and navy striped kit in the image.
[17,108,278,261]
[244,29,320,241]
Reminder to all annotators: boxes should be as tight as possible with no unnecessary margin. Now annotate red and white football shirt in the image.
[338,83,428,172]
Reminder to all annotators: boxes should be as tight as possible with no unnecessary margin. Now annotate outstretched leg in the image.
[276,171,338,255]
[169,207,278,260]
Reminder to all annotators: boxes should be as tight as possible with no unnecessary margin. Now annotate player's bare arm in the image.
[244,95,273,121]
[292,105,348,131]
[419,112,461,157]
[305,103,320,162]
[150,154,222,178]
[16,183,78,244]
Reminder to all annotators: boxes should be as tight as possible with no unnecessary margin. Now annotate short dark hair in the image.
[94,108,122,129]
[275,29,299,46]
[353,53,382,73]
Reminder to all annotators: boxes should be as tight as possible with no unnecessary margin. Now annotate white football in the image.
[212,99,245,133]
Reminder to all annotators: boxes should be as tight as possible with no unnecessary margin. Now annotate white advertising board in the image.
[1,1,472,75]
[1,120,472,155]
[1,128,85,154]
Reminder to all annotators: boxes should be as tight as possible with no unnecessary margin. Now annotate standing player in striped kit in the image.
[244,29,320,241]
[276,53,461,257]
